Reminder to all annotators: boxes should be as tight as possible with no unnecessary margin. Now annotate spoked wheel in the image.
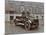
[33,19,39,28]
[24,22,31,30]
[35,22,39,28]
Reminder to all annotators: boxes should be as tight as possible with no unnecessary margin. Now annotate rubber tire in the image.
[24,22,31,30]
[35,22,39,28]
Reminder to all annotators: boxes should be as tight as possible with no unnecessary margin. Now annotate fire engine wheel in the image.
[35,22,39,28]
[24,22,31,30]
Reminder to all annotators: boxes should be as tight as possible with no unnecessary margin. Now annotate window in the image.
[36,16,38,19]
[5,10,9,14]
[20,6,25,12]
[42,16,44,19]
[10,16,14,20]
[9,11,14,14]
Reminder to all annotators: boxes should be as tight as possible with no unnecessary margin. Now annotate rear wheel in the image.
[33,19,39,28]
[35,22,39,28]
[24,22,31,30]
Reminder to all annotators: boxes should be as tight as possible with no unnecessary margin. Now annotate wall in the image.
[5,14,43,21]
[5,14,22,21]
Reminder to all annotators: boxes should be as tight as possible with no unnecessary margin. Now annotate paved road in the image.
[5,19,44,34]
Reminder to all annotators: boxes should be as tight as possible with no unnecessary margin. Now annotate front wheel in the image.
[24,22,31,30]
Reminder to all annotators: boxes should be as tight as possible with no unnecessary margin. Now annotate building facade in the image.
[5,1,44,23]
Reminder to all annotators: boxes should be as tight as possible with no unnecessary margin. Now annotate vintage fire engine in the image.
[14,11,39,30]
[14,16,39,30]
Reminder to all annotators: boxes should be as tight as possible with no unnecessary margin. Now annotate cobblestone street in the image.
[5,19,44,34]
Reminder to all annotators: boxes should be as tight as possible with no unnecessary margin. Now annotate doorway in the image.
[10,16,14,24]
[42,16,44,19]
[36,16,38,19]
[10,16,14,20]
